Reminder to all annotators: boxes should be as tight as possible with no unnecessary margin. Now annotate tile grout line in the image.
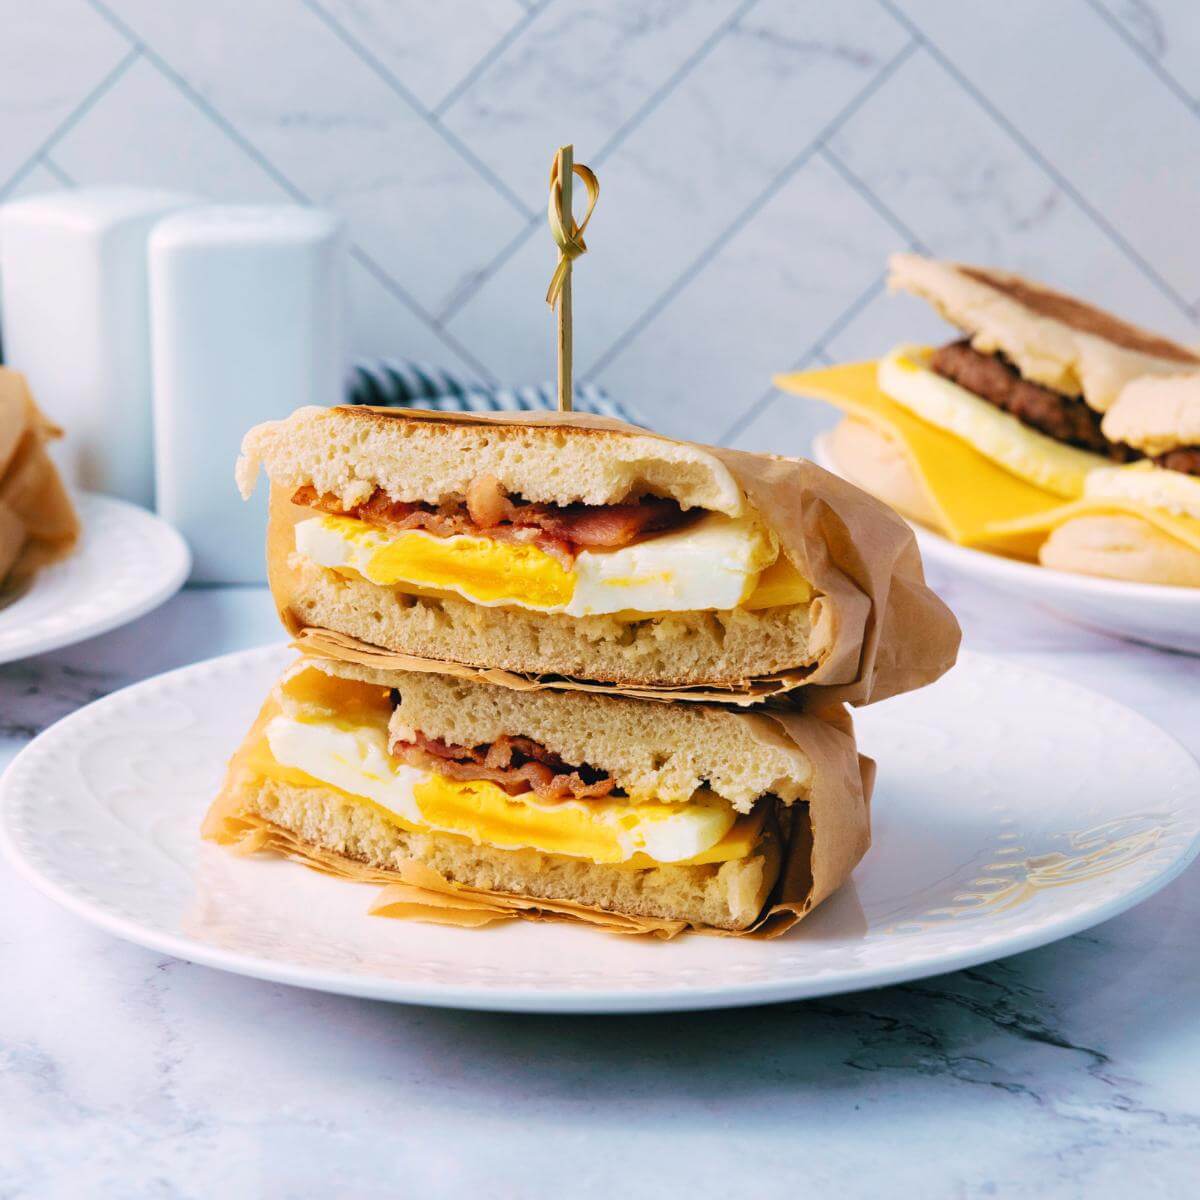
[434,1,547,118]
[0,46,139,198]
[587,0,763,169]
[85,0,499,380]
[299,0,534,219]
[716,386,778,448]
[582,35,920,383]
[39,156,76,187]
[349,249,498,383]
[1085,0,1200,115]
[88,0,310,204]
[1088,4,1200,317]
[874,0,1199,322]
[808,274,890,359]
[434,0,761,327]
[817,143,929,254]
[433,216,540,324]
[716,271,888,445]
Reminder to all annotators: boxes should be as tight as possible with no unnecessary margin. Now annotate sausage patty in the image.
[929,340,1141,461]
[1156,447,1200,476]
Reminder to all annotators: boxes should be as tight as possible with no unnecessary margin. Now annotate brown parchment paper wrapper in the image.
[0,369,79,587]
[263,406,959,707]
[202,663,873,940]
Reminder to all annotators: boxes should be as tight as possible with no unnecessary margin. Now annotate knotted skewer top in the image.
[545,145,598,411]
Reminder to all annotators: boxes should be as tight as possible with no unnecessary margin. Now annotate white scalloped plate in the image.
[0,493,190,664]
[813,434,1200,655]
[2,644,1198,1013]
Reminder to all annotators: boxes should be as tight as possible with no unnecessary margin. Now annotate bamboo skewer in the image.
[546,144,598,412]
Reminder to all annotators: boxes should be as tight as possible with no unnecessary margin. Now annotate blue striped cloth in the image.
[346,358,642,425]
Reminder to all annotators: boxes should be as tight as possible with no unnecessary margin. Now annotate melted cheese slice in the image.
[776,359,1065,552]
[776,358,1200,559]
[982,496,1200,555]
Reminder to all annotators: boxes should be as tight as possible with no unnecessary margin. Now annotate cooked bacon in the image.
[530,498,689,549]
[291,478,694,565]
[391,730,618,801]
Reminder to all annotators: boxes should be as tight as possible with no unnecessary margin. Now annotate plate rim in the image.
[0,492,191,664]
[3,643,1199,1014]
[810,432,1200,609]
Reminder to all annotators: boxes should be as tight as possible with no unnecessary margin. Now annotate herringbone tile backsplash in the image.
[4,0,1199,453]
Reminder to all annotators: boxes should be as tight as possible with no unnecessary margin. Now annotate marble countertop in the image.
[1,573,1198,1198]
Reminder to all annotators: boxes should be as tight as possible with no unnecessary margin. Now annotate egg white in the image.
[265,713,736,864]
[878,344,1107,498]
[294,510,776,617]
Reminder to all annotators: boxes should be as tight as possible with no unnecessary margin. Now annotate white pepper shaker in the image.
[0,186,197,506]
[149,205,346,583]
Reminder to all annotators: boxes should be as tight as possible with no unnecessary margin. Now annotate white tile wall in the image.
[2,0,1198,454]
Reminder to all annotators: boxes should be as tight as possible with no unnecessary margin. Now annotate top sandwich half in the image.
[238,405,959,702]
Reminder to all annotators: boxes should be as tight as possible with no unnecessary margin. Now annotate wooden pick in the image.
[546,145,599,413]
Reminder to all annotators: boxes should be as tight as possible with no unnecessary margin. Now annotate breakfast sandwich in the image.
[204,655,872,935]
[777,254,1200,586]
[0,367,79,590]
[237,405,959,704]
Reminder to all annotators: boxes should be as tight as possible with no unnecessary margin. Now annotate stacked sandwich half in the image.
[205,406,959,935]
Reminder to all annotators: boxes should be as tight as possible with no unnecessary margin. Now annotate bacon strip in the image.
[391,730,618,801]
[292,478,695,565]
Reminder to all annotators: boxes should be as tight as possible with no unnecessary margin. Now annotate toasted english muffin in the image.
[889,253,1199,412]
[1102,372,1200,456]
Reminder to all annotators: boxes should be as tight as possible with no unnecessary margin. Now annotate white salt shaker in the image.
[0,186,197,506]
[149,205,346,584]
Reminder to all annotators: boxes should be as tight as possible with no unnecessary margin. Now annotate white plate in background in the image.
[2,643,1197,1013]
[813,433,1200,655]
[0,492,190,664]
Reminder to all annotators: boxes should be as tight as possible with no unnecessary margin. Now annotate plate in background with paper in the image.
[0,492,190,664]
[812,433,1200,655]
[2,642,1198,1013]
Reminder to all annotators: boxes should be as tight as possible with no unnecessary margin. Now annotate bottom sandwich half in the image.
[203,656,873,937]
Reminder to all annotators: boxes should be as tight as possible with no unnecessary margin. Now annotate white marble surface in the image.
[1,575,1198,1197]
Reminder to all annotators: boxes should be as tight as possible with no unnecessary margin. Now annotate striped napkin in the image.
[346,359,642,425]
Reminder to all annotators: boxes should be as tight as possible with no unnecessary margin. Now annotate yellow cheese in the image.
[741,553,813,609]
[983,498,1200,555]
[776,360,1074,555]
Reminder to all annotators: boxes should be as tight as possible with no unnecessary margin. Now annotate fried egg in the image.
[261,710,760,866]
[294,508,811,616]
[878,344,1106,498]
[1085,461,1200,521]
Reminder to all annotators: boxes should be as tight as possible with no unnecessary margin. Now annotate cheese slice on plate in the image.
[983,496,1200,556]
[775,360,1061,553]
[775,360,1200,558]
